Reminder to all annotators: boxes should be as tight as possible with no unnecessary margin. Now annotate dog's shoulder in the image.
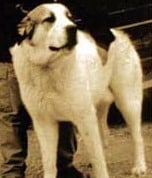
[10,43,23,61]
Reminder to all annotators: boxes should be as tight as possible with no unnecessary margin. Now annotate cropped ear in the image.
[18,16,36,39]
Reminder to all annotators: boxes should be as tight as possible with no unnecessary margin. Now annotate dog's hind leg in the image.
[111,85,146,176]
[32,117,59,178]
[75,105,109,178]
[97,97,112,148]
[97,104,110,148]
[97,91,113,148]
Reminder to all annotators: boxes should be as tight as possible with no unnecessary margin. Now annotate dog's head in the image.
[18,3,77,51]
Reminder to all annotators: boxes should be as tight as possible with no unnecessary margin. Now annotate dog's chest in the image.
[31,59,111,109]
[24,59,104,119]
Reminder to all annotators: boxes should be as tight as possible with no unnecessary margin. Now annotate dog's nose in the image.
[66,25,77,36]
[66,25,77,48]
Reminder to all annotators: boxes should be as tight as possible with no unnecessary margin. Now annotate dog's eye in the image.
[43,16,55,23]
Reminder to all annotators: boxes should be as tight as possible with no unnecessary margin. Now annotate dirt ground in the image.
[21,123,152,178]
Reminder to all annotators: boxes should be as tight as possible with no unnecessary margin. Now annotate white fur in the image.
[11,3,146,178]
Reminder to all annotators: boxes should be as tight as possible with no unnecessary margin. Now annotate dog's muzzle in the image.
[66,25,77,48]
[49,25,77,51]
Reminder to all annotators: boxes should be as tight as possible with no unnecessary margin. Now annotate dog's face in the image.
[18,3,77,51]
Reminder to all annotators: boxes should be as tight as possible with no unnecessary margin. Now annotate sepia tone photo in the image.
[0,1,151,178]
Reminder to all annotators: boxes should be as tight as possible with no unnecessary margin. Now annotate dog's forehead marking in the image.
[28,5,52,23]
[27,4,70,23]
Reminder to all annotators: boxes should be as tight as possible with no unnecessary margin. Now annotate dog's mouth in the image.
[49,41,76,51]
[49,26,77,51]
[49,45,67,51]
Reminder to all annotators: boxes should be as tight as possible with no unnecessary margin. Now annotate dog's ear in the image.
[18,16,36,39]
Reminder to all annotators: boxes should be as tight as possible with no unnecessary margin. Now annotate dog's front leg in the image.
[75,106,109,178]
[33,117,59,178]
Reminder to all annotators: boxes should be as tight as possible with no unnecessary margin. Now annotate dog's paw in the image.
[131,163,147,177]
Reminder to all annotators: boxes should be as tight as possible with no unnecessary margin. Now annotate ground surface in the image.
[21,123,152,178]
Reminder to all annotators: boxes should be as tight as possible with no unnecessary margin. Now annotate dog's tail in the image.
[109,29,141,65]
[109,29,143,88]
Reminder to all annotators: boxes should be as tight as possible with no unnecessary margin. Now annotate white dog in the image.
[10,3,146,178]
